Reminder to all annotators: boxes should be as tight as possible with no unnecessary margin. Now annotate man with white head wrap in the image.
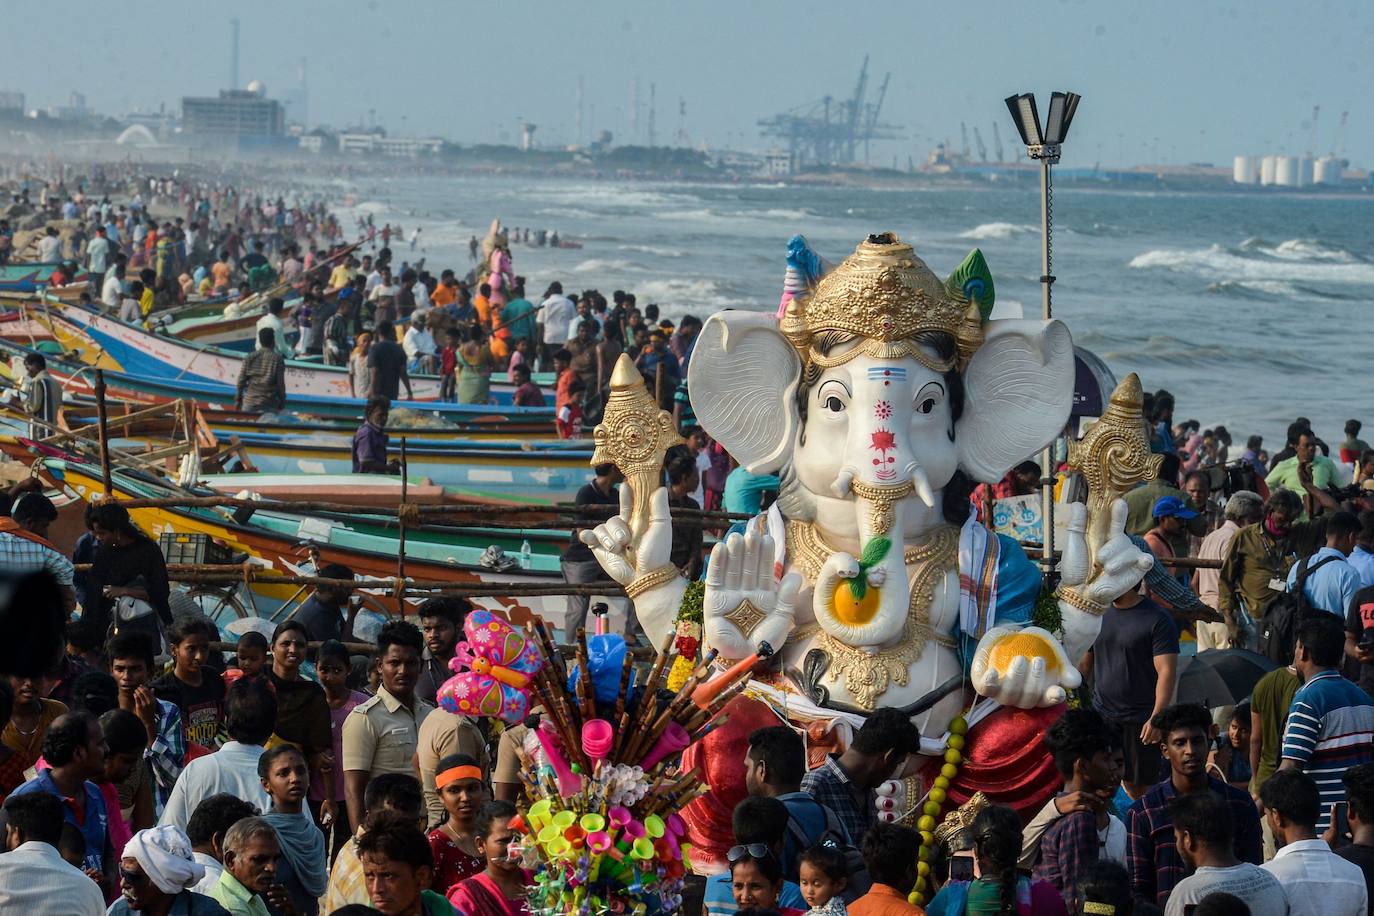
[108,825,231,915]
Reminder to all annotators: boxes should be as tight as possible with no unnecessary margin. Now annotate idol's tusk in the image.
[907,464,936,509]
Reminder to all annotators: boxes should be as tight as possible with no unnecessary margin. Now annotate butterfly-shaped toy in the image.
[437,610,543,723]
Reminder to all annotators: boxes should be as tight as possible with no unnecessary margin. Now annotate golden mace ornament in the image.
[589,354,683,565]
[1064,372,1162,577]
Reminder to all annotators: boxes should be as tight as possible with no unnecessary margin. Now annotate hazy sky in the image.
[8,0,1373,168]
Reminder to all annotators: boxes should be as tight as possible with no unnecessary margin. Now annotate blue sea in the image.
[332,175,1374,449]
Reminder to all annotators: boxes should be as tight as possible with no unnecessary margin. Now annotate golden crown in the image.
[780,233,983,373]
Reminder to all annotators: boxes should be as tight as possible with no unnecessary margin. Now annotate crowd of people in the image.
[11,165,1374,916]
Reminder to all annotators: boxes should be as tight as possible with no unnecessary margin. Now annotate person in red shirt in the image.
[556,380,585,440]
[427,753,486,895]
[439,329,460,403]
[510,365,544,408]
[552,349,574,413]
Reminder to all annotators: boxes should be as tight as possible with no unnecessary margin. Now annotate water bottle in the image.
[520,539,532,570]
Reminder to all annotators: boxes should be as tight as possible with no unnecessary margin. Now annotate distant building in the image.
[762,149,792,177]
[337,132,442,156]
[298,134,324,154]
[181,87,284,140]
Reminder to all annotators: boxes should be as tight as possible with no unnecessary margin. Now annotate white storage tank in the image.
[1260,155,1278,185]
[1233,155,1258,184]
[1298,156,1314,187]
[1314,156,1344,185]
[1275,156,1299,187]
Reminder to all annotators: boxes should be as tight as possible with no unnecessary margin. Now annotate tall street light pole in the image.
[1004,91,1081,575]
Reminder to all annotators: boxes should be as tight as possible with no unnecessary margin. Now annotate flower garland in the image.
[909,713,969,908]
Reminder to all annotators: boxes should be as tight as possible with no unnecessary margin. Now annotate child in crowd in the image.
[447,799,532,915]
[428,752,488,893]
[259,744,328,916]
[314,638,369,858]
[511,364,544,408]
[556,379,585,440]
[730,846,807,916]
[152,616,225,749]
[799,843,849,915]
[1207,703,1252,791]
[506,337,530,381]
[440,328,460,402]
[552,348,574,412]
[225,631,270,689]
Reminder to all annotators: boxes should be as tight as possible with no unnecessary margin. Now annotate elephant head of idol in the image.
[686,233,1076,650]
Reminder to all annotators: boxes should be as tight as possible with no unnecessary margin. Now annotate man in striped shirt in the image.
[1281,615,1374,831]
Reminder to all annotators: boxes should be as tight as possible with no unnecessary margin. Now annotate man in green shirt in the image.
[1249,664,1300,859]
[211,817,278,916]
[1125,454,1206,547]
[1266,430,1340,519]
[1217,488,1327,628]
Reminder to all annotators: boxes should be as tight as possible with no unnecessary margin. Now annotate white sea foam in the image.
[617,244,687,258]
[634,277,747,311]
[1269,238,1357,262]
[652,206,811,223]
[957,222,1037,240]
[571,258,649,274]
[1128,244,1374,284]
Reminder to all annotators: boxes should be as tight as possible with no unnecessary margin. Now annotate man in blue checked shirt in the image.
[1125,703,1262,908]
[109,631,185,816]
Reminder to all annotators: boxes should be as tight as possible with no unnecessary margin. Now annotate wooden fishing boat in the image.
[60,400,564,441]
[44,300,550,407]
[42,458,590,629]
[226,432,592,503]
[0,261,91,293]
[0,336,552,423]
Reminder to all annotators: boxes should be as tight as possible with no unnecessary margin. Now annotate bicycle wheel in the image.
[176,586,251,626]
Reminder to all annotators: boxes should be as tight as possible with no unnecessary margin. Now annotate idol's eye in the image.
[915,382,945,415]
[817,381,849,414]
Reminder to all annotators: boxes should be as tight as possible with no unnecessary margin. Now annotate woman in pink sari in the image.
[447,799,532,915]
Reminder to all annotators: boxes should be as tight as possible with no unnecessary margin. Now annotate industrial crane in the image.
[960,122,970,159]
[972,126,987,163]
[757,55,902,168]
[992,122,1005,162]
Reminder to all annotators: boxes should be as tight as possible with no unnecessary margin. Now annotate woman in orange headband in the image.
[427,752,489,894]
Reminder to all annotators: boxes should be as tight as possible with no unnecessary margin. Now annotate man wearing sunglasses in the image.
[704,796,808,915]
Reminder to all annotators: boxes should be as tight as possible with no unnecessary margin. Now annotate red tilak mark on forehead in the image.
[870,429,896,452]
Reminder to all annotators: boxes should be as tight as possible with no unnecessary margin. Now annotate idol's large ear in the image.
[686,312,802,474]
[956,319,1075,483]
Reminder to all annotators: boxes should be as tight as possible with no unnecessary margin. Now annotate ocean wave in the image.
[534,207,600,220]
[1127,244,1374,284]
[572,258,649,274]
[957,222,1037,240]
[1206,279,1301,299]
[653,206,812,223]
[617,243,687,258]
[1269,238,1357,262]
[634,277,749,311]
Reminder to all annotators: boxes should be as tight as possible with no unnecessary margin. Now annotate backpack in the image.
[784,796,871,903]
[1258,554,1341,663]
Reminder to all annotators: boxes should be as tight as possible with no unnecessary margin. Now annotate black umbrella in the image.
[1176,648,1278,708]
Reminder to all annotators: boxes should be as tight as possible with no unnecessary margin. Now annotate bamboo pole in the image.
[397,437,408,609]
[94,368,112,497]
[87,493,747,524]
[68,563,637,595]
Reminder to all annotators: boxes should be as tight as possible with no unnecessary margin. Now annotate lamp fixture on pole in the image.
[1004,90,1081,575]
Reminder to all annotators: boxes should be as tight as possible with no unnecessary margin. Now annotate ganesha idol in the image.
[579,232,1155,863]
